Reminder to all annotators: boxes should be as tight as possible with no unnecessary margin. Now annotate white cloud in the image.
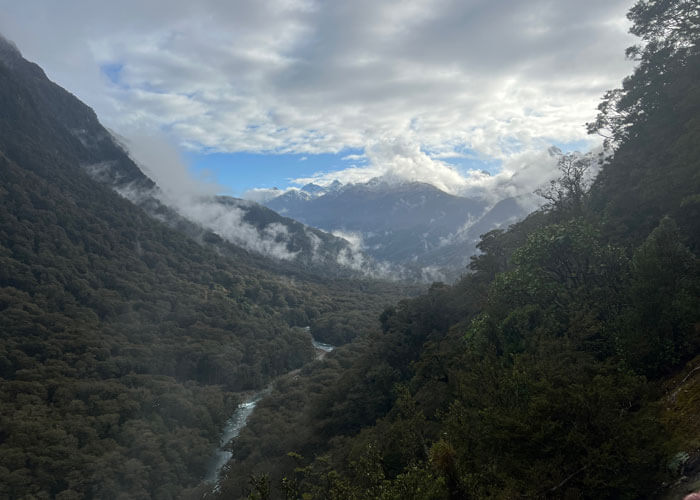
[292,138,465,191]
[242,187,288,203]
[290,137,571,205]
[181,199,300,260]
[331,230,365,253]
[108,130,303,260]
[118,128,222,198]
[341,153,367,162]
[0,0,636,191]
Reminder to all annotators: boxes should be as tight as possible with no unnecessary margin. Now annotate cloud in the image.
[0,0,636,177]
[290,137,574,206]
[118,128,222,198]
[107,130,302,260]
[242,187,287,203]
[331,230,365,253]
[291,138,465,191]
[180,199,301,260]
[341,153,367,162]
[458,149,562,202]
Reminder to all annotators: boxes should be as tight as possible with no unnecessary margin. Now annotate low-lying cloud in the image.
[115,132,299,260]
[118,133,420,278]
[182,200,301,261]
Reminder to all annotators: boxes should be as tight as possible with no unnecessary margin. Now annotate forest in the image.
[214,1,700,498]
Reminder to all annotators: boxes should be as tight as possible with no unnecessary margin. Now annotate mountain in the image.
[413,195,532,270]
[156,193,379,277]
[0,34,408,498]
[216,195,355,263]
[264,178,530,277]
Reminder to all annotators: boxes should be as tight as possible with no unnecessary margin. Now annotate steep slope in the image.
[163,193,374,277]
[0,35,151,192]
[411,196,532,271]
[0,35,408,498]
[218,195,351,264]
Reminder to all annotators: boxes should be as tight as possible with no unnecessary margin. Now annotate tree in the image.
[615,217,700,376]
[535,150,593,217]
[248,473,271,500]
[587,0,700,147]
[468,229,507,280]
[627,0,700,54]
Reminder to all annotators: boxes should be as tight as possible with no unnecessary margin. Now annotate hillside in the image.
[167,193,382,278]
[0,34,409,498]
[215,2,700,498]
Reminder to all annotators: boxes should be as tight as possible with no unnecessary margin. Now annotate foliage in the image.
[587,0,700,253]
[588,0,700,147]
[535,150,594,217]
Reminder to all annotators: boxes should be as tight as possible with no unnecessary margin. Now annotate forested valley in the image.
[1,0,699,499]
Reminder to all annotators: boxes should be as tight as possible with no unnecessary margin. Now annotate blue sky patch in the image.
[186,149,365,196]
[100,63,126,88]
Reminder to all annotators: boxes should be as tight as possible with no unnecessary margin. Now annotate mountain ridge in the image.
[264,177,530,276]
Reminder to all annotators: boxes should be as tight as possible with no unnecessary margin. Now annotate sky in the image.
[0,0,636,199]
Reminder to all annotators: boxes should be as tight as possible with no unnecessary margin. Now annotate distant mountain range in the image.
[264,179,532,278]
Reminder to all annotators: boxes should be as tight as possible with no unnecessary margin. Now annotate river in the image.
[203,387,271,485]
[312,338,334,353]
[204,334,334,487]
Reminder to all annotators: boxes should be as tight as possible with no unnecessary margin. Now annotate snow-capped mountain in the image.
[263,178,531,277]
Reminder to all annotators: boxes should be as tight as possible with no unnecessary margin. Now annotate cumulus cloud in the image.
[0,0,635,182]
[292,138,469,192]
[290,137,577,207]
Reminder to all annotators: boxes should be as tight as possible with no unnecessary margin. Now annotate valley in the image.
[1,1,700,498]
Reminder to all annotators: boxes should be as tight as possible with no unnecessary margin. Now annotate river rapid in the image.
[204,334,334,487]
[203,388,270,485]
